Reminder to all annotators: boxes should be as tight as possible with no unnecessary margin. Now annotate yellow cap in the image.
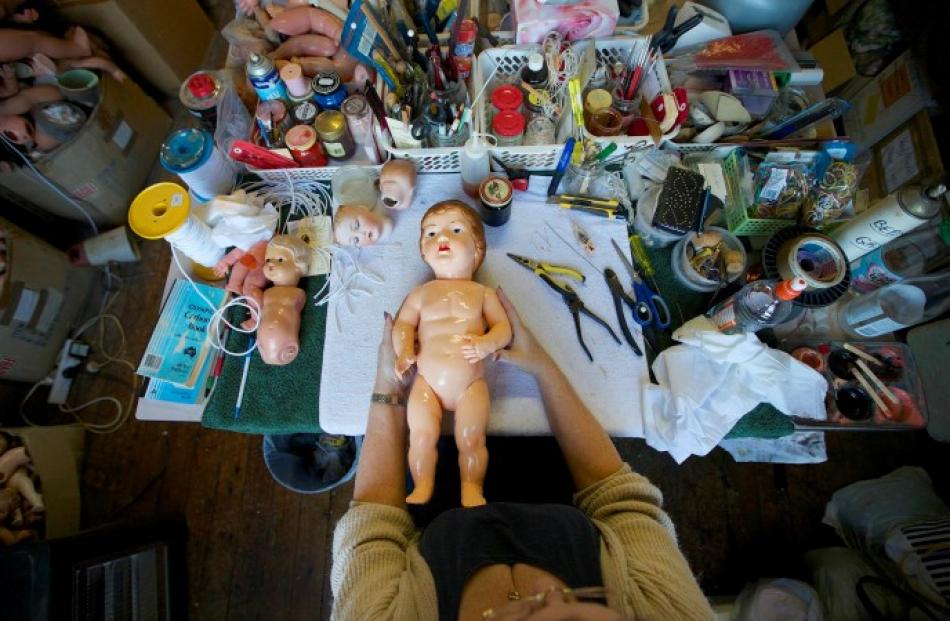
[585,88,613,114]
[128,182,191,239]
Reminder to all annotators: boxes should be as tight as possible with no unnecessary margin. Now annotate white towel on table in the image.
[641,316,829,464]
[318,174,649,436]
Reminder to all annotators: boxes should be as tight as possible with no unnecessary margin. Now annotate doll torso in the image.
[257,285,306,365]
[414,278,487,411]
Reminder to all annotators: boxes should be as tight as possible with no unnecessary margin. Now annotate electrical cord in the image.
[0,132,99,235]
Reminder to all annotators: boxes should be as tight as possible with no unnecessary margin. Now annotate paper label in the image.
[708,300,737,332]
[881,128,919,193]
[849,247,901,293]
[325,141,346,158]
[35,288,62,334]
[760,168,788,201]
[286,216,333,276]
[12,289,39,324]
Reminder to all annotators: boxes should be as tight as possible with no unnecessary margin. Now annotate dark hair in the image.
[420,200,486,271]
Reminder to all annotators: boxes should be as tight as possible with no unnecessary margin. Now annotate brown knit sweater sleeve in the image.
[330,501,437,621]
[575,464,715,621]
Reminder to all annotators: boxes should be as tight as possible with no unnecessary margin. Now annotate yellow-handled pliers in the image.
[506,254,586,284]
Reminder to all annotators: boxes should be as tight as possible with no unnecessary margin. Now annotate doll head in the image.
[379,159,417,210]
[419,201,485,280]
[264,234,310,286]
[333,204,393,247]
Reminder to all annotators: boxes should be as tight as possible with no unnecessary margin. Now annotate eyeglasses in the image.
[482,586,610,619]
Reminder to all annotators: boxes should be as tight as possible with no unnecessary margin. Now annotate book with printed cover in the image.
[137,279,227,388]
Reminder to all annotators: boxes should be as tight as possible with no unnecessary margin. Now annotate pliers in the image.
[604,268,644,357]
[508,253,620,362]
[651,5,704,54]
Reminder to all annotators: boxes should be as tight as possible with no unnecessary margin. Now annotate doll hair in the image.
[268,234,310,273]
[420,201,486,270]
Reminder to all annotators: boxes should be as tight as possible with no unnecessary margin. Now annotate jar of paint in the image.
[312,72,348,110]
[315,110,356,160]
[285,125,328,167]
[491,84,524,116]
[491,110,525,147]
[479,175,513,227]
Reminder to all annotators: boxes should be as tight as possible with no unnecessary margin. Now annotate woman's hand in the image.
[376,312,413,395]
[494,288,554,376]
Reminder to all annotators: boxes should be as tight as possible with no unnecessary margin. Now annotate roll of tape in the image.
[776,234,847,290]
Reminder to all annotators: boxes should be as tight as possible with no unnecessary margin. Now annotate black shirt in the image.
[419,502,603,621]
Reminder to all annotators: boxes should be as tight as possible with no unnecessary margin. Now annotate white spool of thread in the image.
[776,234,847,290]
[160,128,235,202]
[128,182,225,268]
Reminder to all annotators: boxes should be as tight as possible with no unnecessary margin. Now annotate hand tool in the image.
[651,5,704,54]
[547,138,576,196]
[547,194,622,219]
[508,254,619,361]
[603,268,643,356]
[611,238,671,330]
[506,253,585,283]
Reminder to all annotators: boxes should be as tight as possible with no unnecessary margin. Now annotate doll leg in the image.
[405,375,442,505]
[455,378,489,508]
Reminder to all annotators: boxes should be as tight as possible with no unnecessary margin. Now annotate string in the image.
[165,214,226,267]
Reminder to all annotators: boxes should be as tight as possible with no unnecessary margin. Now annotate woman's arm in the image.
[352,312,411,507]
[495,288,623,490]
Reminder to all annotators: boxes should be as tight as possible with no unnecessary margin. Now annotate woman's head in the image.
[419,200,486,279]
[483,583,625,621]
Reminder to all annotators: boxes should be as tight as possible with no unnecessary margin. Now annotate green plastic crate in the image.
[722,149,797,236]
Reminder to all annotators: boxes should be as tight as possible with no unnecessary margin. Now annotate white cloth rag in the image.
[641,316,828,463]
[202,189,279,250]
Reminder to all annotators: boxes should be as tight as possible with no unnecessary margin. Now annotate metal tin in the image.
[315,110,355,159]
[246,52,287,102]
[179,70,222,130]
[479,175,513,227]
[312,72,347,110]
[256,100,292,148]
[293,101,318,125]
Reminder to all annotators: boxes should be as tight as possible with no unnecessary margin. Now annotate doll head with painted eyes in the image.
[263,235,310,286]
[419,201,485,280]
[332,205,393,247]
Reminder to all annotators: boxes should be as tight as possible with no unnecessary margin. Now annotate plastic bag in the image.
[733,578,823,621]
[805,547,907,621]
[803,161,860,226]
[667,30,800,73]
[753,162,810,219]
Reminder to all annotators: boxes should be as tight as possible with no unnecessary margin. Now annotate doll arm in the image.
[460,287,512,363]
[0,84,60,116]
[0,64,18,98]
[392,288,421,378]
[213,247,245,277]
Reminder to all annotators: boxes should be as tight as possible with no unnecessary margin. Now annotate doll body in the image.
[393,201,511,507]
[258,235,310,365]
[214,240,269,329]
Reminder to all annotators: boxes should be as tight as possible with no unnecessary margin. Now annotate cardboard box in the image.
[841,51,935,152]
[870,111,944,198]
[809,28,856,93]
[0,218,95,383]
[0,426,85,539]
[51,0,215,96]
[0,75,171,226]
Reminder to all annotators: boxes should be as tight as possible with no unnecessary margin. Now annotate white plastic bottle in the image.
[460,133,492,199]
[839,269,950,337]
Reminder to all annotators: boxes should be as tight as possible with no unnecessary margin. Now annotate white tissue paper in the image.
[641,316,828,463]
[204,190,279,250]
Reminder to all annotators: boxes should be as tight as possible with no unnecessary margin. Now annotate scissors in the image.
[610,239,671,330]
[410,101,446,141]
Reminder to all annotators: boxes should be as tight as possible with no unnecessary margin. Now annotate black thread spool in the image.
[835,384,873,421]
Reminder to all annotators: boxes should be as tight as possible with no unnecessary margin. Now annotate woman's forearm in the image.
[352,385,408,507]
[534,357,623,490]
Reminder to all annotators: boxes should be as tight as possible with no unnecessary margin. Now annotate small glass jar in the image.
[491,110,525,146]
[524,115,555,145]
[315,110,355,159]
[285,124,328,167]
[341,93,379,162]
[491,84,524,116]
[562,162,604,195]
[611,89,638,130]
[584,88,612,127]
[255,100,292,148]
[588,108,623,137]
[524,90,545,121]
[292,101,317,126]
[312,72,348,110]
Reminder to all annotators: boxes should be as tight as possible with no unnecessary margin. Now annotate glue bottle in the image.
[460,133,493,199]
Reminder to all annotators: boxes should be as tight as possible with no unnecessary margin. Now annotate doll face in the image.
[0,115,34,147]
[420,207,480,279]
[333,205,392,247]
[263,245,301,286]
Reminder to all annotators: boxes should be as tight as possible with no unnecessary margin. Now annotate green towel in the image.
[202,276,326,435]
[644,243,795,439]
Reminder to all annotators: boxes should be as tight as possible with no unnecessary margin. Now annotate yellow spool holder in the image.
[128,182,191,240]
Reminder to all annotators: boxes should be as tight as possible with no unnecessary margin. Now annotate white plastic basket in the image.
[472,36,680,167]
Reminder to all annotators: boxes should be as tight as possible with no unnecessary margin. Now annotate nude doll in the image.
[258,235,310,365]
[393,201,512,507]
[212,239,269,330]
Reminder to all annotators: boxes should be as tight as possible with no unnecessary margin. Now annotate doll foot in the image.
[66,27,92,57]
[406,482,434,505]
[461,483,486,508]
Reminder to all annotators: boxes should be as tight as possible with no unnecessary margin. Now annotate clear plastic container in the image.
[671,227,747,292]
[839,269,950,338]
[460,133,493,199]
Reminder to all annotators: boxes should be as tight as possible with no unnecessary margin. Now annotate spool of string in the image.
[166,213,225,267]
[776,234,847,290]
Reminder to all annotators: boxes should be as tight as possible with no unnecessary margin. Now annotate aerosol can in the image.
[833,182,947,261]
